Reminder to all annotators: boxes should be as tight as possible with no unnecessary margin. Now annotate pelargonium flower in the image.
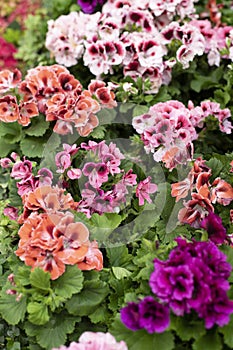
[200,212,227,244]
[136,176,157,206]
[52,331,128,349]
[120,302,142,331]
[138,296,170,333]
[120,297,170,334]
[149,238,233,328]
[78,0,105,14]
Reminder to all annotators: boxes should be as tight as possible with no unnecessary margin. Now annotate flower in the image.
[149,238,233,328]
[136,176,157,206]
[52,331,128,349]
[138,296,170,333]
[120,301,142,331]
[200,212,227,244]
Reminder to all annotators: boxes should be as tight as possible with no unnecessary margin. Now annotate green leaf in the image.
[192,331,222,350]
[27,302,49,325]
[132,105,149,117]
[112,267,132,279]
[219,315,233,347]
[90,125,106,139]
[66,279,109,316]
[20,137,47,158]
[30,268,51,291]
[25,313,77,349]
[0,122,22,144]
[25,117,49,137]
[0,294,27,325]
[206,158,223,179]
[110,315,174,350]
[170,315,206,341]
[106,246,132,267]
[0,139,16,157]
[53,265,84,299]
[89,305,110,324]
[91,213,122,229]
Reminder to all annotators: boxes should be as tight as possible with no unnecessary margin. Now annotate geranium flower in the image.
[52,331,128,349]
[149,238,233,328]
[136,176,157,206]
[200,212,227,244]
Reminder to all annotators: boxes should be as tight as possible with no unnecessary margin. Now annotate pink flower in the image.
[55,151,71,172]
[0,157,12,168]
[52,332,128,349]
[136,176,157,206]
[11,159,32,180]
[3,206,19,221]
[67,168,82,180]
[83,162,109,188]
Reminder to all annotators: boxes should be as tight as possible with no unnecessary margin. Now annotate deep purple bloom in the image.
[120,302,142,331]
[138,297,170,333]
[200,212,227,244]
[77,0,105,14]
[149,238,233,329]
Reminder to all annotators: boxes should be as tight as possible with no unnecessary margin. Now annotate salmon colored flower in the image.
[19,185,76,223]
[18,101,39,126]
[16,211,97,280]
[178,193,214,228]
[0,68,21,93]
[77,241,103,271]
[0,95,19,122]
[211,178,233,206]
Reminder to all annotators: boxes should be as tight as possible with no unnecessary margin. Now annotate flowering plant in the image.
[0,0,233,349]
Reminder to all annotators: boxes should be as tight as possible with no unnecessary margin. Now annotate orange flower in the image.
[18,101,39,126]
[178,193,214,228]
[0,95,19,122]
[171,175,193,202]
[77,241,103,271]
[16,211,94,280]
[19,185,76,222]
[210,178,233,206]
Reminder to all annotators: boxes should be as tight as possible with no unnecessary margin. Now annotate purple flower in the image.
[138,297,170,333]
[77,0,103,14]
[200,212,227,244]
[120,302,142,331]
[149,238,233,328]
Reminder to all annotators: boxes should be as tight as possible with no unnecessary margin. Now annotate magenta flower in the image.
[11,159,32,180]
[200,212,227,244]
[136,176,157,206]
[149,238,233,328]
[138,296,170,333]
[77,0,105,14]
[3,206,19,221]
[120,302,142,331]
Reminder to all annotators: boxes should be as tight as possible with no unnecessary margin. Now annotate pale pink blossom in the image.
[52,332,128,350]
[136,176,157,206]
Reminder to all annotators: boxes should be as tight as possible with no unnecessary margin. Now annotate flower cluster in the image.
[0,65,116,135]
[55,140,157,217]
[149,238,233,329]
[45,1,233,92]
[1,154,103,280]
[171,158,233,227]
[52,331,128,350]
[132,100,232,170]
